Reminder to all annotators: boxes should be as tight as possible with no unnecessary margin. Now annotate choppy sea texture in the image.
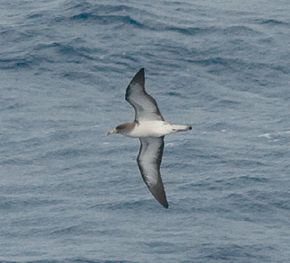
[1,0,290,262]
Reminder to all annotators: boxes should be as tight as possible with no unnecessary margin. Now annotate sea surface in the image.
[1,0,290,262]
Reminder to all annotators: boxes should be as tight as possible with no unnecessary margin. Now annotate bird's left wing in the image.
[125,68,164,122]
[137,136,168,208]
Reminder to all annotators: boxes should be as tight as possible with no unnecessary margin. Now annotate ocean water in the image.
[1,0,290,262]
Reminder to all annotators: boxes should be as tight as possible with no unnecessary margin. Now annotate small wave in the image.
[50,225,80,236]
[26,13,44,20]
[40,148,91,160]
[226,192,272,214]
[3,258,136,263]
[166,26,214,36]
[61,1,147,28]
[0,196,59,210]
[191,56,290,76]
[62,1,213,35]
[0,57,36,70]
[254,18,289,26]
[258,130,290,142]
[201,244,271,261]
[0,157,33,166]
[34,42,96,62]
[165,91,186,98]
[64,1,143,15]
[222,175,269,186]
[222,25,262,36]
[0,98,26,111]
[180,175,268,192]
[70,14,144,29]
[257,133,272,139]
[91,198,156,211]
[206,121,236,131]
[193,57,234,67]
[72,258,136,263]
[213,98,241,109]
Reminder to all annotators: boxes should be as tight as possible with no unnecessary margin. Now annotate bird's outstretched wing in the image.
[125,68,164,122]
[137,136,168,208]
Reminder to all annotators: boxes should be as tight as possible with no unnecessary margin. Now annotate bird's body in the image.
[124,121,190,138]
[108,68,191,208]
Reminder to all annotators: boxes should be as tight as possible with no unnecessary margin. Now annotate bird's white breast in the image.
[127,121,173,138]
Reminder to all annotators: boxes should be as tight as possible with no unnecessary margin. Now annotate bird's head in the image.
[107,127,118,136]
[107,123,135,136]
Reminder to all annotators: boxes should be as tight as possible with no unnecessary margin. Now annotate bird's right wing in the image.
[125,68,164,122]
[137,136,168,208]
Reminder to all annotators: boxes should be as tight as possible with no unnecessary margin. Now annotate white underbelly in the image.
[127,121,172,138]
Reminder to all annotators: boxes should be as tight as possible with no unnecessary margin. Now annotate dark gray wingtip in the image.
[153,194,169,209]
[125,68,145,101]
[160,196,169,209]
[131,68,145,85]
[163,201,169,209]
[151,188,169,209]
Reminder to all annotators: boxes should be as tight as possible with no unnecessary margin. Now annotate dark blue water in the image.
[1,0,290,262]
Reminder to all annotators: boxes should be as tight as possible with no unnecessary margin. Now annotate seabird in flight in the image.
[107,68,191,208]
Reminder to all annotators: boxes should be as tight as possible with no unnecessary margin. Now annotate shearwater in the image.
[108,68,191,208]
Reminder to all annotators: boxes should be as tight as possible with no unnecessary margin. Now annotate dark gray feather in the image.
[137,136,168,208]
[125,68,164,121]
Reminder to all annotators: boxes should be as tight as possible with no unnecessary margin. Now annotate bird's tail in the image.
[171,124,192,132]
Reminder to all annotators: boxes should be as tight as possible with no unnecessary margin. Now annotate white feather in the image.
[126,121,173,138]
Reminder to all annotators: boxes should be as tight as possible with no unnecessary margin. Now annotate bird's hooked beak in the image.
[107,128,117,136]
